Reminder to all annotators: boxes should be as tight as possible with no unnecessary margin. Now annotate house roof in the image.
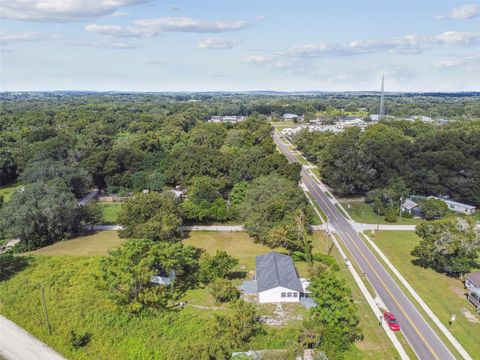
[402,198,418,210]
[256,252,303,293]
[466,272,480,286]
[443,199,476,210]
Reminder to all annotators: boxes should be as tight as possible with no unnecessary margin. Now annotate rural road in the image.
[274,132,458,360]
[0,315,66,360]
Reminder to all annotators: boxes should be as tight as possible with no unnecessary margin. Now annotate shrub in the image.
[209,278,240,303]
[384,208,398,223]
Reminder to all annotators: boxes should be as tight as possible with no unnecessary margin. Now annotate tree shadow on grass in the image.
[0,253,30,281]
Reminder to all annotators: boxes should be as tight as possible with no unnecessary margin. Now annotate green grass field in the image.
[32,231,125,256]
[98,202,123,224]
[339,201,422,225]
[373,231,480,358]
[5,230,401,359]
[0,183,23,202]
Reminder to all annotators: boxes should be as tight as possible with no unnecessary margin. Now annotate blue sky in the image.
[1,1,479,91]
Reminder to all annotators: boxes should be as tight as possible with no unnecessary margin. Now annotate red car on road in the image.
[384,311,400,331]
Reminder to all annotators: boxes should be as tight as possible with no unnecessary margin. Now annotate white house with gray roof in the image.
[256,252,308,304]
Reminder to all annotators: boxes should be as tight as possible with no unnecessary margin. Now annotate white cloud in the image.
[435,55,480,68]
[198,37,239,49]
[435,31,480,45]
[244,31,480,71]
[437,3,480,20]
[0,0,151,22]
[0,32,140,49]
[86,17,249,37]
[111,11,129,17]
[0,32,45,44]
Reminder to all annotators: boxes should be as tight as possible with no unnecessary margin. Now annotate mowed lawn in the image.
[98,202,123,224]
[373,231,480,358]
[339,201,422,225]
[0,183,23,202]
[32,231,126,256]
[183,231,283,275]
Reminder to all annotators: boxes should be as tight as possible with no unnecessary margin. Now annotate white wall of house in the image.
[258,286,300,303]
[465,278,479,289]
[445,203,475,215]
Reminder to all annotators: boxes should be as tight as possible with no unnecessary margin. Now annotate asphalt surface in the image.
[0,316,66,360]
[274,133,456,360]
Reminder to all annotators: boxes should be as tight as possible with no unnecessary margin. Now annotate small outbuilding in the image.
[465,272,480,289]
[401,198,422,217]
[467,288,480,313]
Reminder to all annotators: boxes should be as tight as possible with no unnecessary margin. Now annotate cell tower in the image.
[379,73,385,120]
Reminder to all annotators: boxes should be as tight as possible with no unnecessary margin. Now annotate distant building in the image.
[370,114,380,122]
[401,198,422,217]
[409,115,433,123]
[337,116,363,122]
[401,196,476,217]
[208,115,246,123]
[283,113,299,121]
[441,199,476,216]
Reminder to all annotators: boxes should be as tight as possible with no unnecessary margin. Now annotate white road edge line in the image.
[301,182,410,360]
[361,232,473,360]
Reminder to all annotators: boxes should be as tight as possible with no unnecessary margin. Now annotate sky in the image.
[1,0,480,92]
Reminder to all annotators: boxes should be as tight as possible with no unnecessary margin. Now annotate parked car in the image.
[384,311,400,331]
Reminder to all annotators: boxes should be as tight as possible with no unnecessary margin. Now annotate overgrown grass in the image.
[373,231,480,358]
[98,202,123,224]
[0,183,23,202]
[3,230,400,359]
[0,256,239,360]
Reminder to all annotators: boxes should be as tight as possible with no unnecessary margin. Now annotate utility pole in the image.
[39,284,51,335]
[399,192,403,218]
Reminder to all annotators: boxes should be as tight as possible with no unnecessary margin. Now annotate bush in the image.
[384,208,398,223]
[312,253,340,272]
[209,279,240,303]
[199,250,238,283]
[419,198,448,220]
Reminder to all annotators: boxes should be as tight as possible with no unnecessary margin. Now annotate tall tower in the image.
[379,73,385,120]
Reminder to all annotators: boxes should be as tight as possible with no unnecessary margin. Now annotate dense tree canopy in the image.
[0,181,86,249]
[412,218,480,275]
[238,175,313,250]
[293,120,480,206]
[118,192,183,242]
[301,270,361,359]
[98,239,200,312]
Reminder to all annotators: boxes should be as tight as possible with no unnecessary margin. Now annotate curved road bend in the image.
[274,133,455,360]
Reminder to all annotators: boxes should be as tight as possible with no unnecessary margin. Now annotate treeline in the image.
[292,120,480,206]
[0,95,312,251]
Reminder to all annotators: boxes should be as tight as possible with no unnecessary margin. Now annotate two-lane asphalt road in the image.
[274,133,456,360]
